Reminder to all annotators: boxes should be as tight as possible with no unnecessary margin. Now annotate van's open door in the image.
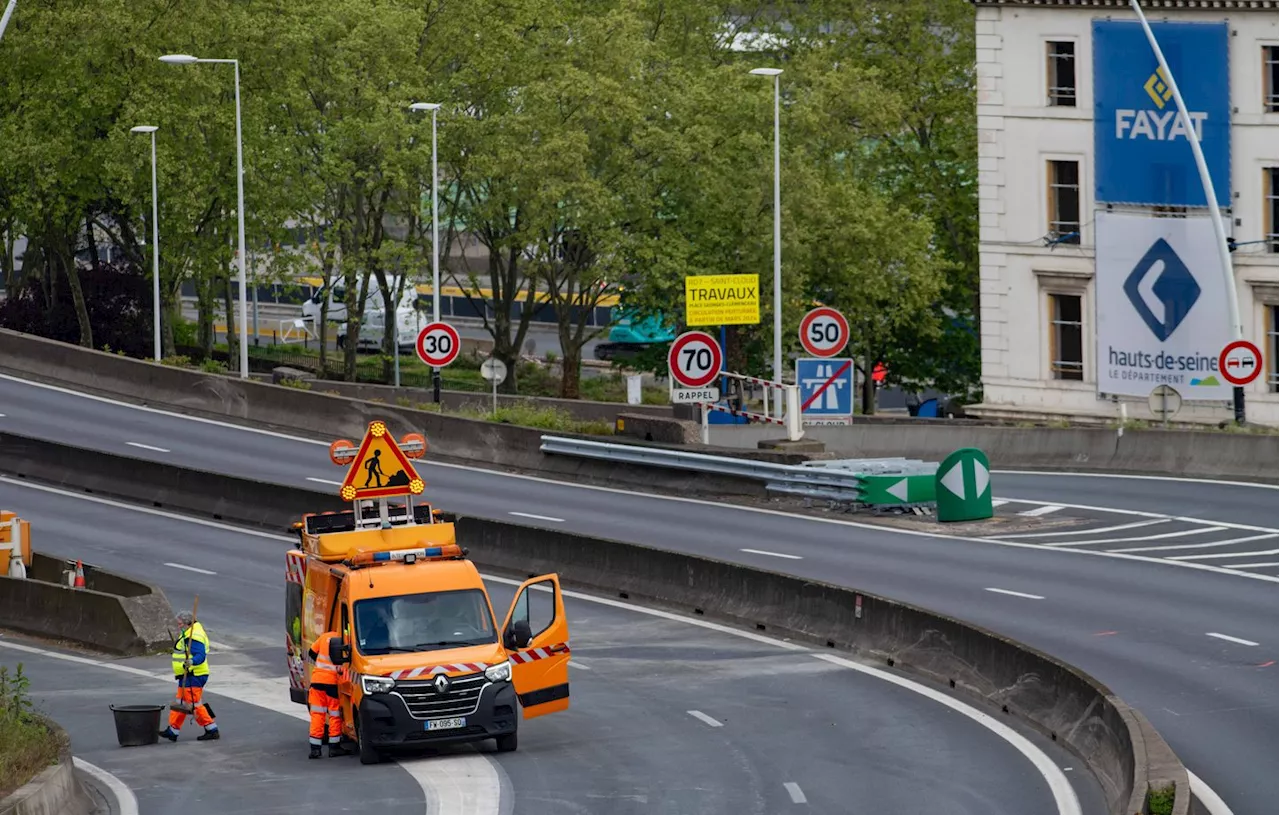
[500,574,570,720]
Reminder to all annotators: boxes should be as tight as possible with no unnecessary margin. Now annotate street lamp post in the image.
[750,67,784,405]
[1127,1,1244,425]
[131,125,162,361]
[160,53,249,379]
[410,102,443,403]
[0,0,18,43]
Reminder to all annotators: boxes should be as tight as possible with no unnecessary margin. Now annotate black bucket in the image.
[109,704,165,747]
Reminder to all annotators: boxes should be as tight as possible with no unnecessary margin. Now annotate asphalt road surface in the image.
[0,481,1096,815]
[0,373,1275,814]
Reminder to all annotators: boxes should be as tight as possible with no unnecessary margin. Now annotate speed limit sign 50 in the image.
[416,322,461,367]
[798,307,849,358]
[667,331,723,389]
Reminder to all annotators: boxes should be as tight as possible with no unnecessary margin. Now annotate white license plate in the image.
[425,717,466,731]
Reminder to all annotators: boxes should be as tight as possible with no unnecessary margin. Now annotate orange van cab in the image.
[285,503,570,765]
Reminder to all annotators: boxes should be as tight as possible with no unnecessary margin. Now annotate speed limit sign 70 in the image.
[667,331,722,388]
[416,322,461,367]
[798,307,849,358]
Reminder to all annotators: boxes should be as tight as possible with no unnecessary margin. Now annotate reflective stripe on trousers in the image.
[307,687,342,743]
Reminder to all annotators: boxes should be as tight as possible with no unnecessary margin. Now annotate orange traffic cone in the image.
[73,560,85,589]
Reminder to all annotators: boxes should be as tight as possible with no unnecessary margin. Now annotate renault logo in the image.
[433,674,451,693]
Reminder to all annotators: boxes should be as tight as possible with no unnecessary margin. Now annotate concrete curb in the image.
[0,717,89,815]
[0,551,176,657]
[0,437,1189,815]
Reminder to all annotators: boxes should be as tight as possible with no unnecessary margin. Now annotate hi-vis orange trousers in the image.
[308,688,342,746]
[169,686,215,731]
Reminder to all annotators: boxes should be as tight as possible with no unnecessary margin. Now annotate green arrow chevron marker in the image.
[858,473,936,505]
[935,447,994,522]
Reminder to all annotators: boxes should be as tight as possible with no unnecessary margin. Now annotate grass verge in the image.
[411,400,614,436]
[0,665,62,799]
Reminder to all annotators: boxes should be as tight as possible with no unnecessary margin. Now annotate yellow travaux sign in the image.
[684,274,760,327]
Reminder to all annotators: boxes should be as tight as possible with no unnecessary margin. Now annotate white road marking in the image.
[992,469,1277,490]
[1223,562,1280,570]
[306,477,343,486]
[1017,505,1064,517]
[984,587,1045,600]
[1043,526,1227,546]
[569,659,591,670]
[783,782,807,804]
[991,499,1009,507]
[687,710,723,728]
[508,512,564,523]
[988,520,1169,540]
[740,548,803,560]
[73,758,139,815]
[126,441,170,453]
[1189,769,1236,815]
[164,562,217,576]
[1169,549,1280,561]
[0,375,1272,591]
[1205,632,1259,647]
[986,499,1276,534]
[1108,534,1279,554]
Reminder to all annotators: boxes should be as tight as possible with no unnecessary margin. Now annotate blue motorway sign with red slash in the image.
[796,358,854,425]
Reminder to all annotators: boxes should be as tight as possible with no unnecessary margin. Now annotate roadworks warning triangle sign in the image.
[339,421,424,501]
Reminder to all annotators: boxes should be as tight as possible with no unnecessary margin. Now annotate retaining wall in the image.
[0,436,1190,815]
[0,719,87,815]
[0,330,760,496]
[0,552,175,656]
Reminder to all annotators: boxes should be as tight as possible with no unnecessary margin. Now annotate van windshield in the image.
[353,589,497,656]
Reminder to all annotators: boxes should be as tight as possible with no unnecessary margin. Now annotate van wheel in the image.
[356,718,381,765]
[495,733,518,753]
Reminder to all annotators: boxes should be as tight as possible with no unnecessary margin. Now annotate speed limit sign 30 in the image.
[667,331,723,389]
[416,322,461,368]
[798,307,849,358]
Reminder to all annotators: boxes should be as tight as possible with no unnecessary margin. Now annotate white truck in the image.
[303,276,421,353]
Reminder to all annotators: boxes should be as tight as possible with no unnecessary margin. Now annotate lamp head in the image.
[409,102,442,112]
[131,125,159,134]
[748,67,783,77]
[159,54,199,65]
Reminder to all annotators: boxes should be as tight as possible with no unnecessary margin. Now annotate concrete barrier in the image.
[0,718,89,815]
[0,437,1190,815]
[0,552,176,656]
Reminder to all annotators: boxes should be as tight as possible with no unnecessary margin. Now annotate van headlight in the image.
[484,660,512,683]
[359,674,395,695]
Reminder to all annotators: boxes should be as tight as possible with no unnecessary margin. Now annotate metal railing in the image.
[539,436,937,505]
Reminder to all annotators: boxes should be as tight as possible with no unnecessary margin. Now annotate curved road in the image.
[1,374,1275,813]
[0,480,1091,815]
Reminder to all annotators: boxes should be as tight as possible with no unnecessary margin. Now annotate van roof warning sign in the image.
[336,421,425,501]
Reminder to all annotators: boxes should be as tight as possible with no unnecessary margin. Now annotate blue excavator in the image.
[592,308,677,362]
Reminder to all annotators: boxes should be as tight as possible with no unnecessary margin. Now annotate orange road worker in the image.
[160,611,220,742]
[308,630,348,758]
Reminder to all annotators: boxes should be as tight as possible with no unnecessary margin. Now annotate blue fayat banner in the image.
[1093,20,1230,207]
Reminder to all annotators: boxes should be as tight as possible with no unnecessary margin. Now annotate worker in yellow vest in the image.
[160,611,220,742]
[307,630,347,758]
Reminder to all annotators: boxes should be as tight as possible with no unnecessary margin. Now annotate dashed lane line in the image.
[1205,633,1260,647]
[687,710,724,728]
[784,782,808,804]
[165,562,218,576]
[740,548,804,560]
[126,441,170,453]
[984,587,1045,600]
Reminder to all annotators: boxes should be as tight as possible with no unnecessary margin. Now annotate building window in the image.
[1265,167,1279,253]
[1047,160,1081,244]
[1265,45,1279,113]
[1047,42,1077,107]
[1268,304,1279,393]
[1049,293,1084,381]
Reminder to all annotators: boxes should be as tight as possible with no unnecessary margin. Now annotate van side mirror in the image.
[329,637,350,666]
[504,620,533,650]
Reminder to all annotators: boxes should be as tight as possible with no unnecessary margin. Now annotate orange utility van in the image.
[285,430,572,764]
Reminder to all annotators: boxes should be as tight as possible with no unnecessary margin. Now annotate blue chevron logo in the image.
[1123,239,1201,341]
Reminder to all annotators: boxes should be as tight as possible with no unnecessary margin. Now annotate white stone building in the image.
[969,0,1279,427]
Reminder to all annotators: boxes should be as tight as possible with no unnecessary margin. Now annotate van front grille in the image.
[392,672,487,719]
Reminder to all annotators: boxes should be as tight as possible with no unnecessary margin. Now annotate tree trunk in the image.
[62,253,93,349]
[861,348,876,415]
[163,291,178,357]
[197,271,215,358]
[558,331,581,399]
